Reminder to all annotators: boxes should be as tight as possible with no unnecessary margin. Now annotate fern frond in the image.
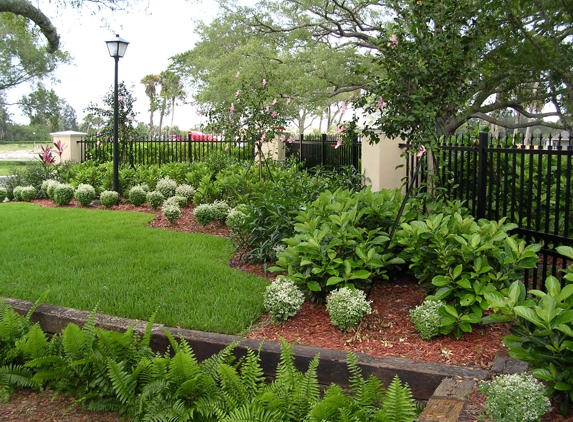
[107,359,136,404]
[62,323,91,361]
[16,323,49,360]
[308,390,351,422]
[376,375,417,422]
[221,403,285,422]
[82,305,99,338]
[218,363,247,411]
[141,310,157,348]
[291,354,321,418]
[0,364,38,389]
[199,342,238,380]
[239,348,264,399]
[25,292,49,321]
[169,350,200,384]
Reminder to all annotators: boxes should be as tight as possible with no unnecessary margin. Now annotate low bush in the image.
[155,177,177,198]
[99,190,118,208]
[409,300,443,340]
[263,277,305,322]
[128,185,147,206]
[20,186,37,202]
[41,179,58,198]
[12,186,23,201]
[74,183,96,206]
[193,203,216,226]
[226,206,247,229]
[46,180,59,200]
[170,194,188,208]
[0,187,6,202]
[53,183,74,206]
[326,287,372,331]
[211,199,230,220]
[162,199,181,224]
[146,190,164,210]
[175,184,196,203]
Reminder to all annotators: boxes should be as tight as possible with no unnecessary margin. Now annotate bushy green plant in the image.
[211,199,230,220]
[128,185,147,206]
[53,183,74,206]
[4,162,54,200]
[40,179,58,198]
[409,300,444,340]
[146,190,164,211]
[74,183,96,206]
[264,277,305,322]
[0,187,6,202]
[193,203,216,226]
[479,373,551,422]
[484,277,573,415]
[12,186,23,201]
[99,190,118,208]
[326,287,372,331]
[226,207,247,229]
[162,200,181,224]
[175,184,196,203]
[46,180,59,200]
[155,177,177,199]
[171,194,188,208]
[19,186,36,202]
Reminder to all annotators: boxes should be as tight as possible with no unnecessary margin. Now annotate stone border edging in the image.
[3,297,489,400]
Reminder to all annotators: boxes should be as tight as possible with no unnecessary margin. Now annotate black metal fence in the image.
[404,132,573,290]
[284,134,361,171]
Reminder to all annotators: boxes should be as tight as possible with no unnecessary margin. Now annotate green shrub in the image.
[162,200,181,224]
[46,180,59,200]
[74,183,96,206]
[263,277,305,322]
[20,186,37,202]
[99,190,118,208]
[12,186,23,201]
[4,162,54,200]
[0,187,7,202]
[171,195,188,208]
[409,300,443,340]
[211,200,230,220]
[175,184,196,203]
[41,179,58,198]
[226,207,247,229]
[479,373,551,422]
[326,287,371,331]
[146,190,164,211]
[193,203,216,226]
[53,183,75,206]
[128,186,147,206]
[155,177,177,199]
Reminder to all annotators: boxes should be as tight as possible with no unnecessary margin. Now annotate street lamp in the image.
[105,34,129,194]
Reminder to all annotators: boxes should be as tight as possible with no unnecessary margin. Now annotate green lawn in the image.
[0,203,268,334]
[0,161,31,176]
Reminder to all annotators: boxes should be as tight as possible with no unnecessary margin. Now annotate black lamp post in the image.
[105,34,129,194]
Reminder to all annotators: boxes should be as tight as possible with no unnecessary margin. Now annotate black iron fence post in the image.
[477,132,488,219]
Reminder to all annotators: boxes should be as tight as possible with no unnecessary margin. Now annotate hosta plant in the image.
[74,183,96,206]
[479,373,551,422]
[99,190,118,208]
[326,287,372,331]
[409,300,444,340]
[20,186,36,202]
[53,183,74,206]
[146,190,164,210]
[128,185,147,206]
[484,277,573,415]
[263,277,305,322]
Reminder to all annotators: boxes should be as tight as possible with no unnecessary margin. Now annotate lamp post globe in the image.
[105,35,129,195]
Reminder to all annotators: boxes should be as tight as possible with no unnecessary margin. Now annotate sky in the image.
[7,0,217,131]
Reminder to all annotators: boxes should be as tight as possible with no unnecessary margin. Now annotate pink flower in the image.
[271,111,278,118]
[265,106,270,113]
[272,98,277,105]
[230,103,235,113]
[416,145,426,157]
[118,96,124,102]
[236,71,241,77]
[196,108,204,116]
[287,136,294,143]
[334,125,346,135]
[260,133,266,142]
[286,97,291,105]
[341,101,348,113]
[335,139,343,149]
[375,97,387,111]
[388,34,398,49]
[279,134,286,142]
[262,79,267,86]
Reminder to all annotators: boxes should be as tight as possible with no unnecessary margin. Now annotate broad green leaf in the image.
[432,276,451,287]
[307,281,321,292]
[514,306,545,326]
[460,294,475,307]
[554,382,572,391]
[326,276,344,286]
[532,368,554,381]
[348,270,371,280]
[556,246,573,260]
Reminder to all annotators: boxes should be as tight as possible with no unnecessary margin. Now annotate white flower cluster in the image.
[480,373,551,422]
[326,287,372,331]
[75,183,96,206]
[409,300,443,340]
[263,278,305,322]
[155,177,177,198]
[162,200,181,224]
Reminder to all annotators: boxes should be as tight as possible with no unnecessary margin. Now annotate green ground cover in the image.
[0,203,268,334]
[0,161,31,176]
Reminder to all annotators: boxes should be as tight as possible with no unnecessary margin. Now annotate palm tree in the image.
[140,74,160,140]
[157,70,186,138]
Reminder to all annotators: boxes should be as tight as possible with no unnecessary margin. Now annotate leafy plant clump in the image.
[128,185,147,206]
[12,186,23,201]
[146,190,164,210]
[46,180,59,200]
[479,373,551,422]
[326,287,372,331]
[53,183,74,206]
[20,186,37,202]
[409,300,444,340]
[74,183,96,206]
[263,277,305,322]
[170,194,188,208]
[155,177,177,199]
[226,205,248,229]
[0,187,7,202]
[99,190,118,208]
[193,203,217,226]
[41,179,58,199]
[162,199,181,224]
[175,183,196,203]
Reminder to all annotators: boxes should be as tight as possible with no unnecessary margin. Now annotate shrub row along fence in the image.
[78,133,362,171]
[403,132,573,291]
[284,134,362,171]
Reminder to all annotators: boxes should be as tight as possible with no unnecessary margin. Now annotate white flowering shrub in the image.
[128,186,147,206]
[326,287,372,332]
[171,195,188,208]
[0,187,7,202]
[264,277,305,322]
[225,208,246,228]
[147,190,164,210]
[479,373,551,422]
[46,180,60,200]
[74,183,96,206]
[211,200,231,221]
[41,179,58,198]
[162,200,181,224]
[175,184,196,203]
[194,203,216,226]
[409,300,444,340]
[20,186,36,202]
[156,177,177,199]
[99,190,119,208]
[12,186,23,201]
[53,184,74,206]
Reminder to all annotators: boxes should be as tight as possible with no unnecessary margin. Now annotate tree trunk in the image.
[148,111,154,141]
[158,98,166,139]
[169,97,176,137]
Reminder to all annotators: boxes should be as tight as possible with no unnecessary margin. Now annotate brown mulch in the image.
[1,198,570,421]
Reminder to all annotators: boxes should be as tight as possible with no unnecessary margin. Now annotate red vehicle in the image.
[188,131,218,141]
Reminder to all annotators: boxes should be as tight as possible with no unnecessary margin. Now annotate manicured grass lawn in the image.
[0,203,268,334]
[0,161,31,176]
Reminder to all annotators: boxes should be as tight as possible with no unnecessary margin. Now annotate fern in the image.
[239,348,265,399]
[376,376,417,422]
[24,291,49,321]
[0,364,38,402]
[16,323,49,360]
[347,352,384,409]
[221,403,286,422]
[218,363,248,412]
[107,359,136,404]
